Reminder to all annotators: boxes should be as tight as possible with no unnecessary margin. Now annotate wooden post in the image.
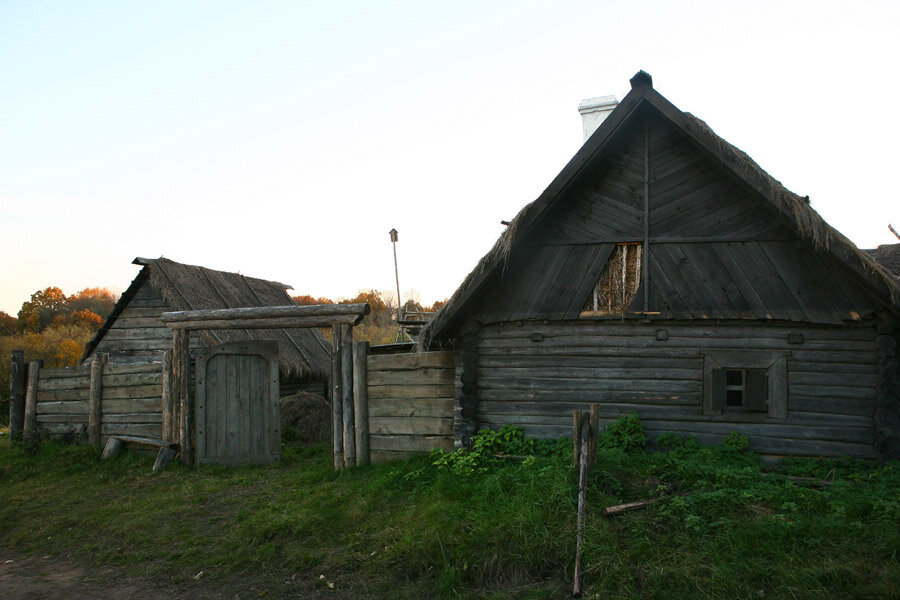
[588,403,601,468]
[572,410,584,467]
[341,325,355,468]
[331,324,344,470]
[23,360,41,443]
[161,350,174,442]
[353,340,370,466]
[9,350,26,442]
[88,353,107,448]
[173,329,192,465]
[573,412,591,597]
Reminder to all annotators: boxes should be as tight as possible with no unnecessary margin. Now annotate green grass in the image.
[1,427,899,599]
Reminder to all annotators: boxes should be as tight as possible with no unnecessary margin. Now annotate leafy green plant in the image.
[432,425,569,475]
[597,411,647,452]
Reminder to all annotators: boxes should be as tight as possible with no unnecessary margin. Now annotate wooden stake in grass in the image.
[573,410,592,597]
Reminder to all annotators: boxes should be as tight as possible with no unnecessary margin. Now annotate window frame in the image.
[702,350,789,418]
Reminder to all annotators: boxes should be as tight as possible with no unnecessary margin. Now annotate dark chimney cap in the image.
[630,70,653,90]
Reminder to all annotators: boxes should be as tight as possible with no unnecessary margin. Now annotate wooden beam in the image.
[9,350,25,442]
[331,324,343,470]
[643,120,650,312]
[173,329,192,466]
[88,353,108,448]
[163,315,365,330]
[341,325,355,468]
[161,350,174,442]
[23,360,41,443]
[353,340,370,466]
[161,303,370,328]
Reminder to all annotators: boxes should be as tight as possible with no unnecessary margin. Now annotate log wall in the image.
[475,320,880,459]
[366,351,455,463]
[33,361,163,442]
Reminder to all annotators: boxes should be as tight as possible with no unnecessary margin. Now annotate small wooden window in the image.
[703,351,787,418]
[583,243,642,314]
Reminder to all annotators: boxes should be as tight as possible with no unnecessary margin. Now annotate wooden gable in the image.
[462,106,885,326]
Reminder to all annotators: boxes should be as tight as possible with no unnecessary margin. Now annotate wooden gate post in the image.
[88,353,108,448]
[9,350,26,442]
[173,329,192,465]
[341,325,355,468]
[352,340,370,466]
[161,350,174,442]
[23,360,41,443]
[331,324,344,470]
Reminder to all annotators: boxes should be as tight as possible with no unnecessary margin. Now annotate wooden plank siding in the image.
[472,321,878,459]
[365,351,455,462]
[33,361,164,443]
[91,279,205,364]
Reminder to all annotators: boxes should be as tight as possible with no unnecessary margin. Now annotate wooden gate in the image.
[194,341,280,465]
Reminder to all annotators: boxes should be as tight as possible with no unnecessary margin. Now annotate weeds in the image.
[1,417,899,599]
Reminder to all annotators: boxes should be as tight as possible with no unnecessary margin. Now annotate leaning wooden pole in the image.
[573,411,591,597]
[331,324,344,470]
[9,350,26,442]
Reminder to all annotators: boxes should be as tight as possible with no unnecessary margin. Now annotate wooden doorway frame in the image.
[161,303,370,470]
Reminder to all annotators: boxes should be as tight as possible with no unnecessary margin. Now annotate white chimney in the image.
[578,95,618,141]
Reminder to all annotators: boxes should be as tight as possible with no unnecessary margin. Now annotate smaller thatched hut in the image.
[81,257,330,393]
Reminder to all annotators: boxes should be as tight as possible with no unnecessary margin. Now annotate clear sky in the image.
[2,1,898,315]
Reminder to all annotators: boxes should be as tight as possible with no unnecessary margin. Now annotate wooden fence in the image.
[362,350,455,463]
[14,354,164,445]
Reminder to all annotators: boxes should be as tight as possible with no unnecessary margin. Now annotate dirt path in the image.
[0,550,344,600]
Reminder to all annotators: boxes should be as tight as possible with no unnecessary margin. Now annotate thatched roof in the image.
[866,244,900,280]
[421,71,900,346]
[81,257,331,378]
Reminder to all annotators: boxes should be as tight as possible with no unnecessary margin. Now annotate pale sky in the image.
[2,1,898,315]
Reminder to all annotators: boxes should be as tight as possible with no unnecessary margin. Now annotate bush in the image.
[598,411,647,452]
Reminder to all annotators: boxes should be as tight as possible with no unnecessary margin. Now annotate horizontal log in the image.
[104,362,164,375]
[478,366,702,381]
[102,413,163,424]
[37,367,91,379]
[94,339,172,351]
[789,395,874,416]
[37,377,90,391]
[478,376,701,393]
[478,390,700,405]
[103,398,162,413]
[36,414,89,424]
[108,317,166,329]
[368,352,456,371]
[110,435,177,449]
[165,315,364,330]
[370,416,453,436]
[368,369,455,387]
[102,328,171,341]
[101,384,163,400]
[101,423,161,437]
[480,322,877,342]
[35,400,89,415]
[790,384,878,399]
[36,389,90,402]
[369,434,453,452]
[37,423,88,434]
[368,397,454,418]
[478,336,875,353]
[789,372,878,387]
[162,303,370,326]
[477,355,702,370]
[367,384,455,400]
[116,307,166,318]
[102,372,163,387]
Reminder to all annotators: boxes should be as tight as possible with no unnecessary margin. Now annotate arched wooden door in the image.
[194,341,280,465]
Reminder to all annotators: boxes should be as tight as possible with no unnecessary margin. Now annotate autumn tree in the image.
[0,312,16,336]
[18,287,68,332]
